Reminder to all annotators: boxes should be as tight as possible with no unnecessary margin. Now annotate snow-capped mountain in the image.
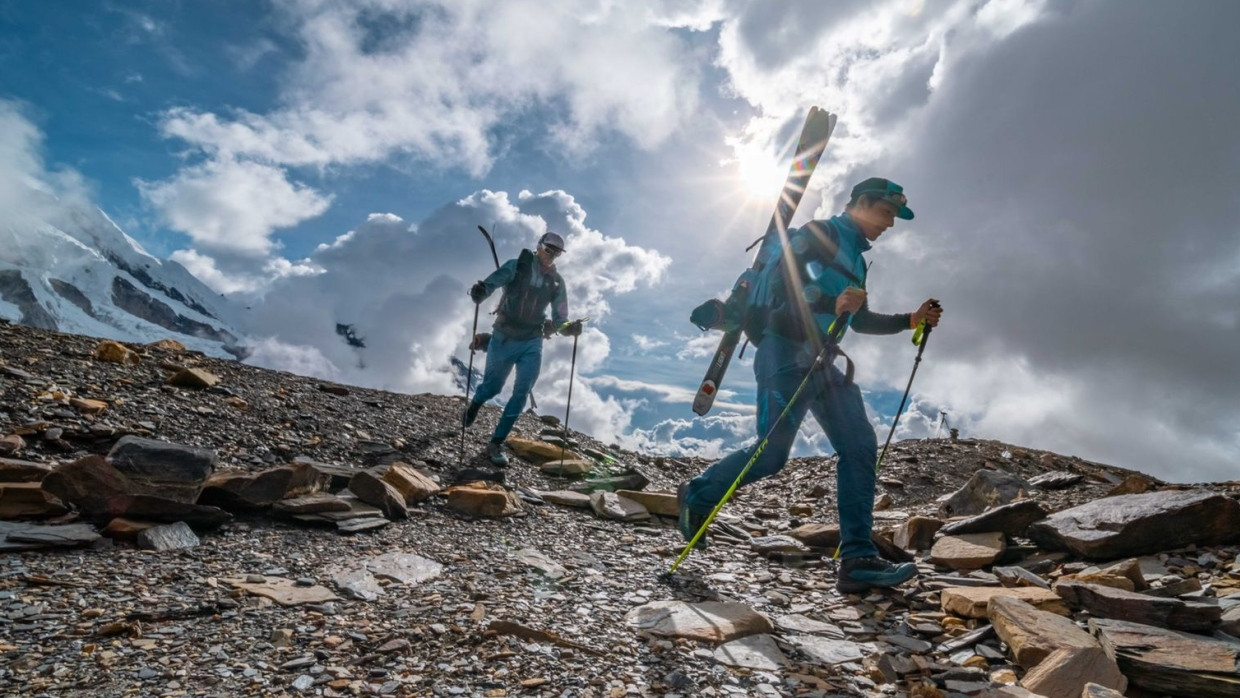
[0,185,246,358]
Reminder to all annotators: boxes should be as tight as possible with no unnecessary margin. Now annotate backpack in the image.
[690,219,862,346]
[496,249,564,340]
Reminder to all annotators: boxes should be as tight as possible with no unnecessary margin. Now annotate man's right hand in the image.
[835,287,866,316]
[469,282,488,304]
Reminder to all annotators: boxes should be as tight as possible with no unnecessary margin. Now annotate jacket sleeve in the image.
[550,277,569,327]
[851,300,911,335]
[480,258,518,296]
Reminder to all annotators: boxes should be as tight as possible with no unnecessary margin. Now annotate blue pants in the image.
[683,334,880,560]
[471,329,542,444]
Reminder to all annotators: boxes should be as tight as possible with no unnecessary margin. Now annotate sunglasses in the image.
[542,245,564,258]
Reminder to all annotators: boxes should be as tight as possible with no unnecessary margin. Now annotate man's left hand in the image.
[911,298,942,328]
[560,320,583,337]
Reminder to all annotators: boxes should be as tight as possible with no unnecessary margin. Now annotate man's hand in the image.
[911,298,942,328]
[834,287,867,316]
[469,282,488,304]
[542,319,557,339]
[559,320,583,337]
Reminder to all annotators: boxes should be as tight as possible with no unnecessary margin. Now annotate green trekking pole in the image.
[875,302,939,471]
[668,314,850,574]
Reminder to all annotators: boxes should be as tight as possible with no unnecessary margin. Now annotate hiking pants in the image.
[471,328,542,444]
[683,334,880,560]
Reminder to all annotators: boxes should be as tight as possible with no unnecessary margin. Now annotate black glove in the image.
[560,320,583,337]
[542,319,556,338]
[469,282,487,304]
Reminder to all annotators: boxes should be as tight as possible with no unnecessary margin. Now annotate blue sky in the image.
[2,0,1238,482]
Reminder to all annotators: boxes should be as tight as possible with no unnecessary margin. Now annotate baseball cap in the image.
[539,231,565,251]
[850,177,914,220]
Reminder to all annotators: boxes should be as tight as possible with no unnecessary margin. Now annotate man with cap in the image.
[676,177,942,594]
[465,231,581,466]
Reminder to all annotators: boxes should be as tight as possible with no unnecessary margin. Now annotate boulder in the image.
[943,586,1070,619]
[106,436,217,503]
[147,338,186,351]
[102,517,159,541]
[166,367,220,389]
[590,491,649,522]
[445,482,522,517]
[939,470,1033,518]
[505,437,583,464]
[40,454,228,526]
[1055,580,1221,633]
[615,490,677,517]
[0,482,67,518]
[199,462,331,511]
[939,499,1047,538]
[347,470,408,520]
[625,600,773,643]
[93,340,139,364]
[381,461,439,504]
[0,457,52,483]
[930,532,1006,570]
[987,595,1098,668]
[894,516,943,550]
[1090,617,1240,697]
[1027,489,1240,559]
[137,521,200,551]
[1018,646,1127,698]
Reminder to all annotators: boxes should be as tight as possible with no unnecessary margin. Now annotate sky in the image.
[1,0,1237,483]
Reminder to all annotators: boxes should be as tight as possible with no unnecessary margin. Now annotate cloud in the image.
[631,334,667,351]
[136,158,333,257]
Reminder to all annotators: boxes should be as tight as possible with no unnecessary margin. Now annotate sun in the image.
[734,143,787,202]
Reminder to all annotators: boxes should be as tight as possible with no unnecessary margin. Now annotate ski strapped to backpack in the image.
[690,107,838,416]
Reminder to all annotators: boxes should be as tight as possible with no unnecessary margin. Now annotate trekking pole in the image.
[459,302,481,465]
[555,318,589,469]
[668,314,850,574]
[875,302,939,472]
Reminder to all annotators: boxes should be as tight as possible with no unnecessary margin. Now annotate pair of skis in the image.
[692,107,838,415]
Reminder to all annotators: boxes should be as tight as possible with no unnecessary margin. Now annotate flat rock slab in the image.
[713,633,786,671]
[539,460,592,476]
[221,576,338,606]
[931,532,1006,570]
[540,490,592,508]
[1019,646,1127,698]
[0,482,68,518]
[1056,579,1221,633]
[1029,471,1084,490]
[1090,617,1240,697]
[0,457,53,483]
[1027,489,1240,559]
[625,600,773,644]
[987,595,1098,669]
[567,470,651,494]
[943,586,1070,619]
[994,566,1051,589]
[273,493,352,515]
[335,516,389,533]
[514,548,568,580]
[330,552,442,600]
[939,499,1047,538]
[505,437,583,464]
[137,521,200,551]
[894,516,943,551]
[939,470,1032,518]
[615,490,677,517]
[774,614,845,639]
[106,436,217,503]
[784,634,869,666]
[0,521,100,551]
[590,491,649,521]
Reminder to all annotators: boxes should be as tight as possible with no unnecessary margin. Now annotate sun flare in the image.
[734,143,786,203]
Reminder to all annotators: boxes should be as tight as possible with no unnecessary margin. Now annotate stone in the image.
[1219,605,1240,636]
[540,490,592,508]
[42,455,230,526]
[1018,647,1126,698]
[122,496,232,528]
[347,470,408,520]
[1106,473,1158,496]
[166,367,220,389]
[1055,580,1221,633]
[514,548,568,579]
[331,552,442,600]
[0,457,52,482]
[380,461,439,504]
[994,566,1051,589]
[1027,489,1240,559]
[221,576,339,606]
[1028,471,1083,490]
[0,482,68,518]
[749,535,810,556]
[504,437,583,464]
[1090,617,1240,697]
[336,516,389,533]
[590,491,650,521]
[713,634,786,671]
[1080,683,1126,698]
[445,482,522,517]
[0,521,100,551]
[987,596,1098,669]
[931,532,1006,570]
[773,614,845,639]
[625,600,774,643]
[93,340,139,364]
[317,383,349,396]
[939,499,1047,538]
[69,397,108,414]
[0,435,24,456]
[939,470,1033,518]
[136,521,200,551]
[272,493,352,515]
[106,436,218,503]
[147,338,186,351]
[567,470,651,494]
[539,459,592,476]
[199,462,331,511]
[614,490,677,517]
[943,586,1070,619]
[783,634,868,665]
[894,516,943,550]
[787,522,914,562]
[102,517,158,541]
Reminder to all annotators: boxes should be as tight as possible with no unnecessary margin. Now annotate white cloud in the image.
[136,158,332,257]
[631,334,667,352]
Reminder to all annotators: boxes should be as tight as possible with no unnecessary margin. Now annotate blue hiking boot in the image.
[676,482,709,550]
[836,556,918,594]
[486,441,509,467]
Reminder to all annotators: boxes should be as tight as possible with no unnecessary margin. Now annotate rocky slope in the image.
[1,319,1238,698]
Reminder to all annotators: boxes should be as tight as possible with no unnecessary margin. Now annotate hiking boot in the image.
[676,482,709,550]
[836,556,918,594]
[486,441,509,467]
[462,402,481,428]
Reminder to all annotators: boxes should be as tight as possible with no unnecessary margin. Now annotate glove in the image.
[560,320,583,337]
[542,319,556,338]
[469,282,487,304]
